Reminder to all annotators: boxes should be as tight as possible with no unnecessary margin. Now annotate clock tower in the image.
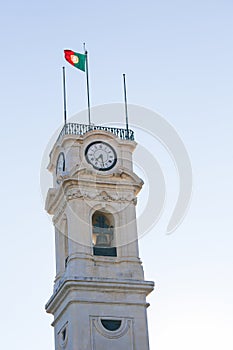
[45,122,154,350]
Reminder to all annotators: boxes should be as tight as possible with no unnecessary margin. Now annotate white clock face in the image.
[56,153,65,183]
[85,141,117,171]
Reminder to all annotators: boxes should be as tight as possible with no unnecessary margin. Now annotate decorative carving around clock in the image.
[85,141,117,171]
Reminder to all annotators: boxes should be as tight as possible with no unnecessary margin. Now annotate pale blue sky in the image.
[0,1,232,349]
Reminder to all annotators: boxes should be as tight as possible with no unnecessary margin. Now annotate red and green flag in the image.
[64,49,86,72]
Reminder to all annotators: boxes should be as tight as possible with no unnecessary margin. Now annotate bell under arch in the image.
[92,210,117,257]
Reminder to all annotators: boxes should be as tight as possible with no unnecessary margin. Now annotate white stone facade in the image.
[45,128,154,350]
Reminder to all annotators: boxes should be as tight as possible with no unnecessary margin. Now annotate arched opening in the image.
[92,211,117,257]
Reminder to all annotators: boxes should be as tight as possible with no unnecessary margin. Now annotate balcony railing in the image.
[57,123,134,143]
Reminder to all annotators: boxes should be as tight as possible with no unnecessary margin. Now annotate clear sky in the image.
[0,1,232,349]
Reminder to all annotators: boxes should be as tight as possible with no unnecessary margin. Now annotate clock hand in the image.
[96,154,104,162]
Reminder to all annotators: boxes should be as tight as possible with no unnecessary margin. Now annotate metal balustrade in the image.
[57,123,134,142]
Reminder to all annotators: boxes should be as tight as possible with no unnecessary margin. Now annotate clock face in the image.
[85,141,117,171]
[56,153,65,182]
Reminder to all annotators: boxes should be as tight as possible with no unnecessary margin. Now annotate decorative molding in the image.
[90,316,134,350]
[93,317,132,339]
[65,189,137,204]
[45,278,154,315]
[57,321,68,348]
[53,200,67,224]
[46,185,137,220]
[45,167,142,216]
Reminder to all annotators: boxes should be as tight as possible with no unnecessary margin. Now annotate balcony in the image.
[57,123,134,143]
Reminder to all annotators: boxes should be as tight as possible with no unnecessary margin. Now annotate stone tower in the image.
[45,122,154,350]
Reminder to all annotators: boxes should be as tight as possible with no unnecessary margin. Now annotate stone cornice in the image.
[45,168,143,216]
[45,277,154,316]
[69,166,143,187]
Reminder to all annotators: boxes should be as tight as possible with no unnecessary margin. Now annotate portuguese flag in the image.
[64,49,86,72]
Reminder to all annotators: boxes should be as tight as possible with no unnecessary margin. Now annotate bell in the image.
[96,233,109,247]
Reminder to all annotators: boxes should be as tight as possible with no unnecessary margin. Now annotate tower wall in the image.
[45,127,154,350]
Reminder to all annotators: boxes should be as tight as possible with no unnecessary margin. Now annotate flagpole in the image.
[62,66,67,125]
[123,74,129,139]
[83,43,91,126]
